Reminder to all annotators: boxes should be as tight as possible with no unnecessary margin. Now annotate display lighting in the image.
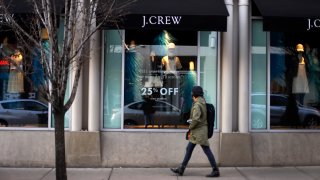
[189,61,194,71]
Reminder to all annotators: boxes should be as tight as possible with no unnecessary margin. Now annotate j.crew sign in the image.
[307,18,320,31]
[142,15,182,28]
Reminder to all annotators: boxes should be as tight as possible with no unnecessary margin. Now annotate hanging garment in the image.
[292,63,309,94]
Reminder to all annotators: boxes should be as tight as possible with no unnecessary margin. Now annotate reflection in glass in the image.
[270,32,320,129]
[199,31,218,129]
[123,30,198,129]
[0,31,49,128]
[103,30,122,129]
[251,20,267,129]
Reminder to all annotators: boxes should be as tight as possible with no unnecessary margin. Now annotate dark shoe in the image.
[170,165,186,176]
[206,169,220,177]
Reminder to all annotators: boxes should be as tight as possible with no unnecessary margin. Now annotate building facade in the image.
[0,0,320,167]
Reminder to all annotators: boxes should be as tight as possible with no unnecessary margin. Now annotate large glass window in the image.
[0,29,49,128]
[200,31,219,129]
[0,18,68,129]
[251,19,320,130]
[103,30,123,129]
[51,17,70,129]
[103,30,219,130]
[251,20,268,130]
[270,32,320,130]
[124,30,197,129]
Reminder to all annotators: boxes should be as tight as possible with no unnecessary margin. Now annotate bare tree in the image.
[0,0,133,179]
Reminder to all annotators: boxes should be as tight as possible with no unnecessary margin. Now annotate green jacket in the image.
[189,97,209,146]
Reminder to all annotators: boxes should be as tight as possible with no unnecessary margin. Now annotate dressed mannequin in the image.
[161,43,182,75]
[8,49,24,94]
[144,51,163,88]
[161,42,182,106]
[282,43,310,127]
[292,44,309,104]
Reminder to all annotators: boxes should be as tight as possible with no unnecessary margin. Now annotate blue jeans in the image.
[181,142,217,168]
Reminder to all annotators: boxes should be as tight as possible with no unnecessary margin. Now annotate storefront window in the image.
[123,30,197,129]
[51,17,70,128]
[103,30,219,130]
[103,30,123,129]
[251,19,268,129]
[270,31,320,130]
[0,17,68,129]
[251,19,320,130]
[0,30,49,128]
[199,31,219,129]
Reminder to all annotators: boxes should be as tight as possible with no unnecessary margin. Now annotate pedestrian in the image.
[170,86,220,177]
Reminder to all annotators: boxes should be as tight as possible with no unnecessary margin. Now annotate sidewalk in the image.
[0,166,320,180]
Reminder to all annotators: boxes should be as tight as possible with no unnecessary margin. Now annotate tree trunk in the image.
[54,111,67,180]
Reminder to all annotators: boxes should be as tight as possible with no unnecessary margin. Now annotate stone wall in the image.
[0,131,320,167]
[100,131,220,167]
[0,131,101,167]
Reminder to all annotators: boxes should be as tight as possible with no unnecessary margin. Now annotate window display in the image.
[103,30,219,130]
[0,31,49,128]
[124,30,198,129]
[251,20,320,130]
[270,32,320,129]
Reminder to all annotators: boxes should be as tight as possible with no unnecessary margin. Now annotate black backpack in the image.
[206,103,215,139]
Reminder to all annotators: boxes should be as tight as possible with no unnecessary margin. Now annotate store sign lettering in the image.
[307,18,320,31]
[142,15,182,28]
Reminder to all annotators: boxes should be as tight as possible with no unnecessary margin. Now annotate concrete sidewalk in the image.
[0,166,320,180]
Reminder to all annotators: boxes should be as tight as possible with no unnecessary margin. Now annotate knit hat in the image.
[192,86,204,96]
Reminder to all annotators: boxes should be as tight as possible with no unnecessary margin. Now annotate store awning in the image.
[253,0,320,32]
[99,0,229,31]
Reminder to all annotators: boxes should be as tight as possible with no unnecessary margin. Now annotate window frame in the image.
[101,30,221,132]
[250,18,320,132]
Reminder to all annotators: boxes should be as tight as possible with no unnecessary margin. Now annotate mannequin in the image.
[161,42,182,75]
[145,51,163,88]
[292,44,309,104]
[8,49,24,94]
[161,42,182,107]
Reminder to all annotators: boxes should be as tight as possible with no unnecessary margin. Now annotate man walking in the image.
[170,86,220,177]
